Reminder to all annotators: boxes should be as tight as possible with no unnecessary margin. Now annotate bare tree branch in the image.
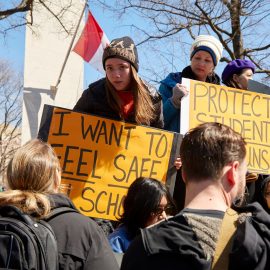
[95,0,270,80]
[0,0,84,35]
[0,60,22,182]
[0,0,33,19]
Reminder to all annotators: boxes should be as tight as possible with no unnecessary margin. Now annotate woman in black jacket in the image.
[74,36,163,129]
[0,139,119,270]
[74,36,164,236]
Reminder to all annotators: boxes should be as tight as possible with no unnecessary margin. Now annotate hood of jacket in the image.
[49,193,76,210]
[141,211,210,257]
[160,66,220,89]
[160,72,182,89]
[229,202,270,269]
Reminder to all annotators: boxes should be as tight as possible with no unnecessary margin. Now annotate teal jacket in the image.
[159,72,183,132]
[159,66,221,132]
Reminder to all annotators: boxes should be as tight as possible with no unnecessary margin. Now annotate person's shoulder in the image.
[230,202,270,268]
[49,201,101,235]
[140,214,190,252]
[121,233,147,270]
[141,79,161,100]
[109,225,132,253]
[55,207,100,231]
[86,78,106,92]
[160,72,182,85]
[208,72,221,85]
[234,202,270,229]
[109,225,129,243]
[158,72,182,94]
[77,78,107,104]
[122,216,207,270]
[235,201,270,235]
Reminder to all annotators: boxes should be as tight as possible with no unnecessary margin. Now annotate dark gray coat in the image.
[47,194,119,270]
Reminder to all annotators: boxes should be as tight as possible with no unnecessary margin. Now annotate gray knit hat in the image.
[102,36,139,71]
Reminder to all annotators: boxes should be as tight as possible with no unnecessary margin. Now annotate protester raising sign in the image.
[38,105,181,220]
[180,78,270,175]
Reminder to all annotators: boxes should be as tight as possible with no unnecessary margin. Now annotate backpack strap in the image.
[44,207,78,222]
[212,208,239,270]
[0,205,34,225]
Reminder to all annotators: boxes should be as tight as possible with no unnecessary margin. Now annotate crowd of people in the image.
[1,34,270,270]
[121,122,270,270]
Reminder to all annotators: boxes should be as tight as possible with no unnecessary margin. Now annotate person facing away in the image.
[0,139,119,270]
[121,122,270,270]
[159,34,223,133]
[108,177,176,253]
[74,36,163,129]
[221,58,256,90]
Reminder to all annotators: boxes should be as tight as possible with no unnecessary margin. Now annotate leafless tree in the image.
[0,0,85,35]
[0,60,22,184]
[95,0,270,79]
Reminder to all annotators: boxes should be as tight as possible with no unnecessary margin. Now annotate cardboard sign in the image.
[180,78,270,175]
[39,105,181,220]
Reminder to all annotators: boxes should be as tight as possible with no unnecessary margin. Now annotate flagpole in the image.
[50,1,88,96]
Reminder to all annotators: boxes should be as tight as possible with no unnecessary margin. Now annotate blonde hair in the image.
[105,65,155,125]
[0,139,61,218]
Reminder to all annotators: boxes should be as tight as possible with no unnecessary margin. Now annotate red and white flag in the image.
[73,11,109,73]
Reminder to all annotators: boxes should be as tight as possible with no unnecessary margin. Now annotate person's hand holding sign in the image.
[170,84,189,108]
[174,157,182,170]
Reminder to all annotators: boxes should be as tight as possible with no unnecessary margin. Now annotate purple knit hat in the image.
[222,59,256,83]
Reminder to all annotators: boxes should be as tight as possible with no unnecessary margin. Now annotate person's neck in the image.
[195,75,207,82]
[184,179,232,212]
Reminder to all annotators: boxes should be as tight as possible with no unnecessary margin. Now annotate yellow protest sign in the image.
[181,78,270,175]
[39,105,181,220]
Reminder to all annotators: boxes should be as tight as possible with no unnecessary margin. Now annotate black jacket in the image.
[73,78,164,129]
[121,203,270,270]
[47,193,119,270]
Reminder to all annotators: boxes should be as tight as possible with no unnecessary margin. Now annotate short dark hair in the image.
[180,122,246,181]
[119,177,175,236]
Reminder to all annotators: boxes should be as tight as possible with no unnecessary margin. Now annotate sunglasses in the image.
[153,205,175,216]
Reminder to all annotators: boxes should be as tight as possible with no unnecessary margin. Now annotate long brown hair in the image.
[105,65,155,125]
[0,139,61,218]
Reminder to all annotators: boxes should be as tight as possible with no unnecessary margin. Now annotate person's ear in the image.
[232,74,240,84]
[226,161,239,186]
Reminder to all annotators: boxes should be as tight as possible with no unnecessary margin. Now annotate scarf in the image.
[181,65,221,85]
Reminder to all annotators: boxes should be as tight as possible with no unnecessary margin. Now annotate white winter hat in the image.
[190,35,223,66]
